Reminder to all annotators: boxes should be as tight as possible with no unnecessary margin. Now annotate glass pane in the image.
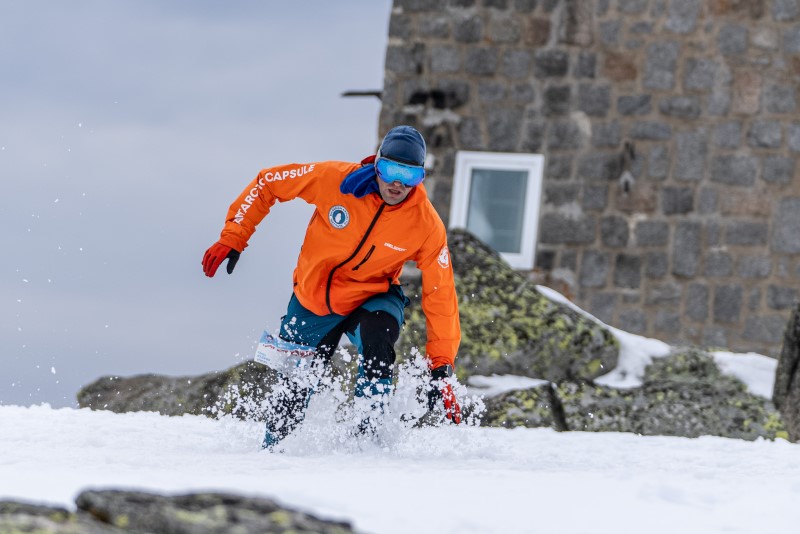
[466,168,528,253]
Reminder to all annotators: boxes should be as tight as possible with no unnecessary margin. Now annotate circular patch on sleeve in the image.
[437,245,450,268]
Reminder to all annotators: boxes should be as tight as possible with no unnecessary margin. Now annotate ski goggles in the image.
[375,157,426,187]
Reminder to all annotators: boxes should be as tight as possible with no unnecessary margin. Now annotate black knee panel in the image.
[352,310,399,381]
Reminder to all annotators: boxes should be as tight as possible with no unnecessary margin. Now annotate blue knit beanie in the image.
[377,126,426,166]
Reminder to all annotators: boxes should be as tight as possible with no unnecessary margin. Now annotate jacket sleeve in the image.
[415,225,461,370]
[217,161,340,252]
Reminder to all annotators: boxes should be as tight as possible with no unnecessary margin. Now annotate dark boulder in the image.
[773,303,800,442]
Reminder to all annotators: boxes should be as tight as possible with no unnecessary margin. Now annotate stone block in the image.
[601,215,629,247]
[619,0,648,14]
[683,57,717,91]
[523,121,546,152]
[489,15,521,44]
[614,253,642,288]
[618,309,647,334]
[635,220,669,246]
[543,85,572,116]
[672,221,702,277]
[674,130,707,181]
[773,0,800,21]
[718,24,748,56]
[629,121,672,140]
[665,0,701,33]
[502,49,531,79]
[604,52,638,81]
[592,121,621,148]
[771,197,800,253]
[762,156,795,185]
[725,221,768,246]
[732,70,762,114]
[478,81,506,102]
[546,154,573,179]
[714,121,741,148]
[662,187,694,214]
[714,285,743,323]
[389,14,412,38]
[645,252,668,278]
[574,51,596,78]
[784,26,800,53]
[577,151,622,181]
[488,108,523,151]
[458,117,484,149]
[788,123,800,152]
[737,255,772,278]
[646,282,682,305]
[768,285,800,310]
[547,120,583,150]
[747,120,782,148]
[588,292,617,323]
[578,84,611,117]
[719,190,771,216]
[419,16,452,38]
[431,46,460,73]
[539,212,597,244]
[710,155,757,186]
[599,20,622,46]
[698,187,717,214]
[648,144,670,179]
[510,83,535,103]
[579,250,610,287]
[386,44,423,74]
[534,49,569,78]
[659,96,701,118]
[583,184,608,210]
[765,84,797,113]
[615,181,658,213]
[453,14,483,42]
[655,310,681,332]
[705,251,733,277]
[523,17,551,47]
[618,95,651,115]
[465,47,499,76]
[545,183,580,206]
[644,41,679,90]
[743,315,787,343]
[686,283,709,320]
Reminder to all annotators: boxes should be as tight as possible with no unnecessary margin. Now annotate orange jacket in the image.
[217,160,460,369]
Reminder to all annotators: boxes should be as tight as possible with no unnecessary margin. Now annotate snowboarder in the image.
[202,126,462,448]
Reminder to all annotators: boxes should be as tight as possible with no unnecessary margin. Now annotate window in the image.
[449,151,544,269]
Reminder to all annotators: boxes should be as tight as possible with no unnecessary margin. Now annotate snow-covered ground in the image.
[1,404,797,534]
[2,286,794,533]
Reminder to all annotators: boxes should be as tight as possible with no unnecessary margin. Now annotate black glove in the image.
[427,364,462,424]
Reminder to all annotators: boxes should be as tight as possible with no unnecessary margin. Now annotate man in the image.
[202,126,461,448]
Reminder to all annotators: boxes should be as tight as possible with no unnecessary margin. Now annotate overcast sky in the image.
[1,1,392,407]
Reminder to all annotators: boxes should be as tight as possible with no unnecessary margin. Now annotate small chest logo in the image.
[328,205,350,229]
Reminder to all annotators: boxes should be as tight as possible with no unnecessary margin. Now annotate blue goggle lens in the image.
[375,157,425,187]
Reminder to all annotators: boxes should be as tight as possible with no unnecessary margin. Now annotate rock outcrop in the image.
[398,229,620,382]
[484,348,787,441]
[773,303,800,442]
[0,489,354,533]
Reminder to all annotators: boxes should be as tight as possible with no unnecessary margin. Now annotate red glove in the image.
[202,242,240,277]
[427,365,463,424]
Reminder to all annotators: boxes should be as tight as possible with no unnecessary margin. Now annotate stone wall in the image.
[379,0,800,356]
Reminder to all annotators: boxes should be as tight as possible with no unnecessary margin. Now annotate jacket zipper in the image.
[352,245,375,271]
[325,203,387,314]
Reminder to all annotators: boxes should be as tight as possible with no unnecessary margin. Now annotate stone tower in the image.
[379,0,800,356]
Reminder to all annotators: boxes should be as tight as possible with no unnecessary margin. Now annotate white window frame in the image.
[449,151,545,270]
